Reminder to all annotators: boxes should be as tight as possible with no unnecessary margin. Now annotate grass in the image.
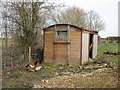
[97,42,119,64]
[98,43,118,54]
[2,63,70,88]
[2,42,119,88]
[2,61,118,88]
[103,55,119,64]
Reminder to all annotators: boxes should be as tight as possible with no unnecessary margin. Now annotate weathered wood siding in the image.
[69,31,81,64]
[92,34,98,58]
[44,24,98,65]
[82,32,89,64]
[54,44,67,64]
[44,31,54,63]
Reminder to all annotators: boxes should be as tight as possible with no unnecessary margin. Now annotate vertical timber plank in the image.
[67,25,70,64]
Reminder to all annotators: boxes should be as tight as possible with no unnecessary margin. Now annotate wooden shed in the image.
[43,24,98,65]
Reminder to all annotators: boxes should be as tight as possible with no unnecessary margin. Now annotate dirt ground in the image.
[2,60,118,88]
[33,68,118,88]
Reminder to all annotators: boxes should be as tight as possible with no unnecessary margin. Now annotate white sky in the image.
[1,0,119,38]
[52,0,119,38]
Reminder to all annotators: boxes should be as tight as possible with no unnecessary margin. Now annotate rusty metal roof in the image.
[84,28,97,32]
[43,24,98,32]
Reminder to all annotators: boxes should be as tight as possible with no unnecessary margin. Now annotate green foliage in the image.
[103,55,119,64]
[98,42,119,64]
[98,43,118,54]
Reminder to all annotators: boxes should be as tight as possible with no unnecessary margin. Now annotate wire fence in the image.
[2,44,43,69]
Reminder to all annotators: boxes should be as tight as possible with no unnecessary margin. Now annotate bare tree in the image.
[50,7,105,32]
[1,0,56,63]
[1,2,9,48]
[85,10,105,31]
[50,7,86,27]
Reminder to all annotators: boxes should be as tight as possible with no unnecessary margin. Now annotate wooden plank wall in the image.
[54,44,67,64]
[44,31,54,63]
[44,26,82,65]
[69,31,81,64]
[92,34,98,58]
[82,32,89,64]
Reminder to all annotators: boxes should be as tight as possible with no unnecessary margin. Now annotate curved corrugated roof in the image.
[43,24,98,32]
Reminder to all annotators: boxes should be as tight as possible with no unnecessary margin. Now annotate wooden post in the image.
[24,47,28,63]
[43,30,45,48]
[67,25,70,64]
[54,25,57,42]
[53,25,57,63]
[80,31,83,65]
[28,46,31,63]
[67,25,70,41]
[10,56,13,67]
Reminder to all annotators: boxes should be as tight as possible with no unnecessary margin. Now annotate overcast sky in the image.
[1,0,119,38]
[51,0,119,38]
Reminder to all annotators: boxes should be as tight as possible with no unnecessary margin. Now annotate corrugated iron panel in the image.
[82,33,89,64]
[92,35,98,58]
[84,28,97,32]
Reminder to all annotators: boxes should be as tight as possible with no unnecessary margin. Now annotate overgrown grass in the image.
[2,63,70,88]
[2,42,119,88]
[98,43,118,54]
[103,55,119,64]
[3,62,118,88]
[97,42,119,64]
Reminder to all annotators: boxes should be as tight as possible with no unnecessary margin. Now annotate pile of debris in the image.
[104,51,120,55]
[22,59,43,72]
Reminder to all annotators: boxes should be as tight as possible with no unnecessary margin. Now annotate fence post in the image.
[28,46,31,63]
